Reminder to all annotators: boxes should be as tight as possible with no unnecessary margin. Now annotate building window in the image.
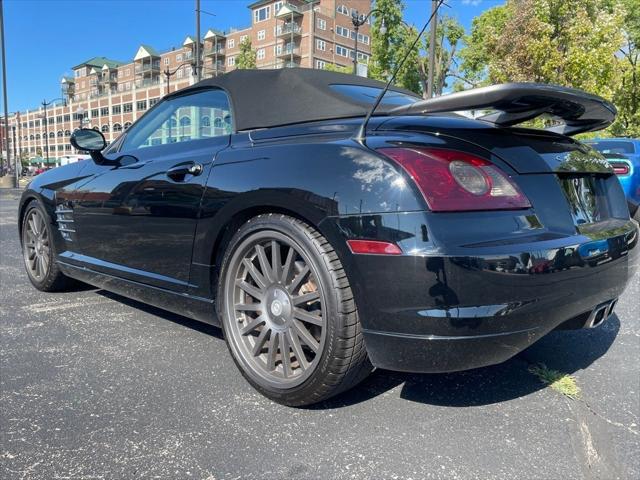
[257,48,265,60]
[336,45,350,58]
[317,18,326,30]
[228,38,235,49]
[56,115,62,123]
[176,53,183,62]
[228,56,236,66]
[137,100,147,111]
[177,67,184,79]
[358,33,370,45]
[201,116,210,127]
[185,50,192,59]
[113,123,122,132]
[337,4,349,15]
[274,44,282,55]
[316,60,326,69]
[112,104,121,114]
[64,114,70,122]
[35,120,40,126]
[149,97,160,107]
[164,57,170,65]
[124,122,132,130]
[179,116,191,127]
[91,109,99,118]
[240,35,248,42]
[101,124,109,132]
[316,39,326,51]
[257,29,266,41]
[101,107,109,116]
[274,1,283,14]
[57,130,63,137]
[254,5,270,23]
[123,103,133,113]
[125,68,130,76]
[336,25,350,38]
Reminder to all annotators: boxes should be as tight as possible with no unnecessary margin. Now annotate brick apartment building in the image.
[5,0,372,162]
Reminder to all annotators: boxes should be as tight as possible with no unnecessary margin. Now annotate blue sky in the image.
[2,0,502,113]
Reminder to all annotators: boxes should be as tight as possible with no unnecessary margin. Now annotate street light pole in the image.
[164,61,196,96]
[195,0,201,81]
[426,0,438,98]
[351,9,386,75]
[0,0,15,185]
[40,97,66,169]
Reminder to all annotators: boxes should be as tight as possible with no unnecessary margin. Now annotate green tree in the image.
[610,0,640,136]
[369,0,420,93]
[458,0,635,135]
[236,37,257,69]
[323,63,352,74]
[420,15,465,96]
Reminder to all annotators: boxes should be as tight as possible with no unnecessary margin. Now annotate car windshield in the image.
[329,84,420,109]
[588,140,635,154]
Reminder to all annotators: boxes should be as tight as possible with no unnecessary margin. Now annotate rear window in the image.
[588,140,635,154]
[329,84,420,108]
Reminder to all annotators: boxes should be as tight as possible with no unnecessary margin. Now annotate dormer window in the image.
[254,5,270,23]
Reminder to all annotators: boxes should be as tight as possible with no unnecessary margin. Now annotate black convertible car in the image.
[19,70,639,406]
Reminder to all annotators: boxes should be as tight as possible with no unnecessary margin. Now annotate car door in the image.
[71,88,232,292]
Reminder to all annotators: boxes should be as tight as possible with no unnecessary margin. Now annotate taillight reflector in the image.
[609,161,631,176]
[347,239,402,255]
[378,147,531,212]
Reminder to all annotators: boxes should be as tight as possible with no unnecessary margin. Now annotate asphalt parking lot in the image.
[1,188,639,480]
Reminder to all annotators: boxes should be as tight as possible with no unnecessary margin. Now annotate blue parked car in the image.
[586,138,640,214]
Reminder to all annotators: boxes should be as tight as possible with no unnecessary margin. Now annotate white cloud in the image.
[461,0,482,6]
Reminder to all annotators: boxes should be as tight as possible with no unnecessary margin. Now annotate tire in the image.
[21,200,71,292]
[218,213,373,406]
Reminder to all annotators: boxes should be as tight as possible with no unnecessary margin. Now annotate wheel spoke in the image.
[292,291,320,306]
[37,214,46,237]
[293,307,323,326]
[235,303,262,312]
[255,244,274,283]
[242,258,267,289]
[271,240,282,282]
[28,217,39,236]
[236,280,264,301]
[287,329,309,370]
[240,314,265,335]
[287,265,310,294]
[281,246,294,284]
[279,332,292,378]
[252,326,270,356]
[266,332,278,371]
[292,319,319,353]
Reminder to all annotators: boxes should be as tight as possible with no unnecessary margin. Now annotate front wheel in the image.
[21,200,71,292]
[218,214,372,406]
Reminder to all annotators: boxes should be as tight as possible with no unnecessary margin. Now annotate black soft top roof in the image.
[170,68,418,131]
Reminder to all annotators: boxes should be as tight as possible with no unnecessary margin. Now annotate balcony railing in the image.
[135,62,161,74]
[277,23,302,37]
[203,47,225,56]
[276,46,301,58]
[135,78,161,88]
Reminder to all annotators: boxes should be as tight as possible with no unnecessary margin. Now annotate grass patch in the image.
[528,363,581,399]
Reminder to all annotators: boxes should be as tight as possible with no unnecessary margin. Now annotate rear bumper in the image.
[332,214,639,373]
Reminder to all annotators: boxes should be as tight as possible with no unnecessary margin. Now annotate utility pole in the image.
[0,0,16,186]
[195,0,201,81]
[426,0,438,98]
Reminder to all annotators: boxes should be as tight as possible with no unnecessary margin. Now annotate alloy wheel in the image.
[225,232,327,388]
[23,208,51,281]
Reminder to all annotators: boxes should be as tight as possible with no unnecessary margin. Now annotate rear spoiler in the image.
[388,83,617,136]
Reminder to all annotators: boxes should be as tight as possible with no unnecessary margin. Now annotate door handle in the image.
[166,162,203,181]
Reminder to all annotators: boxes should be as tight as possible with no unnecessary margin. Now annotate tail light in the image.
[378,147,531,212]
[608,161,631,176]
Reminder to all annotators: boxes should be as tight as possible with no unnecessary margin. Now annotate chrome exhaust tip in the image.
[584,299,617,328]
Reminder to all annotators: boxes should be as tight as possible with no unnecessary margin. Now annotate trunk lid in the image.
[376,116,614,175]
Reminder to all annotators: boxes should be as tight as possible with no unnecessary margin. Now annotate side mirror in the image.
[70,129,107,164]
